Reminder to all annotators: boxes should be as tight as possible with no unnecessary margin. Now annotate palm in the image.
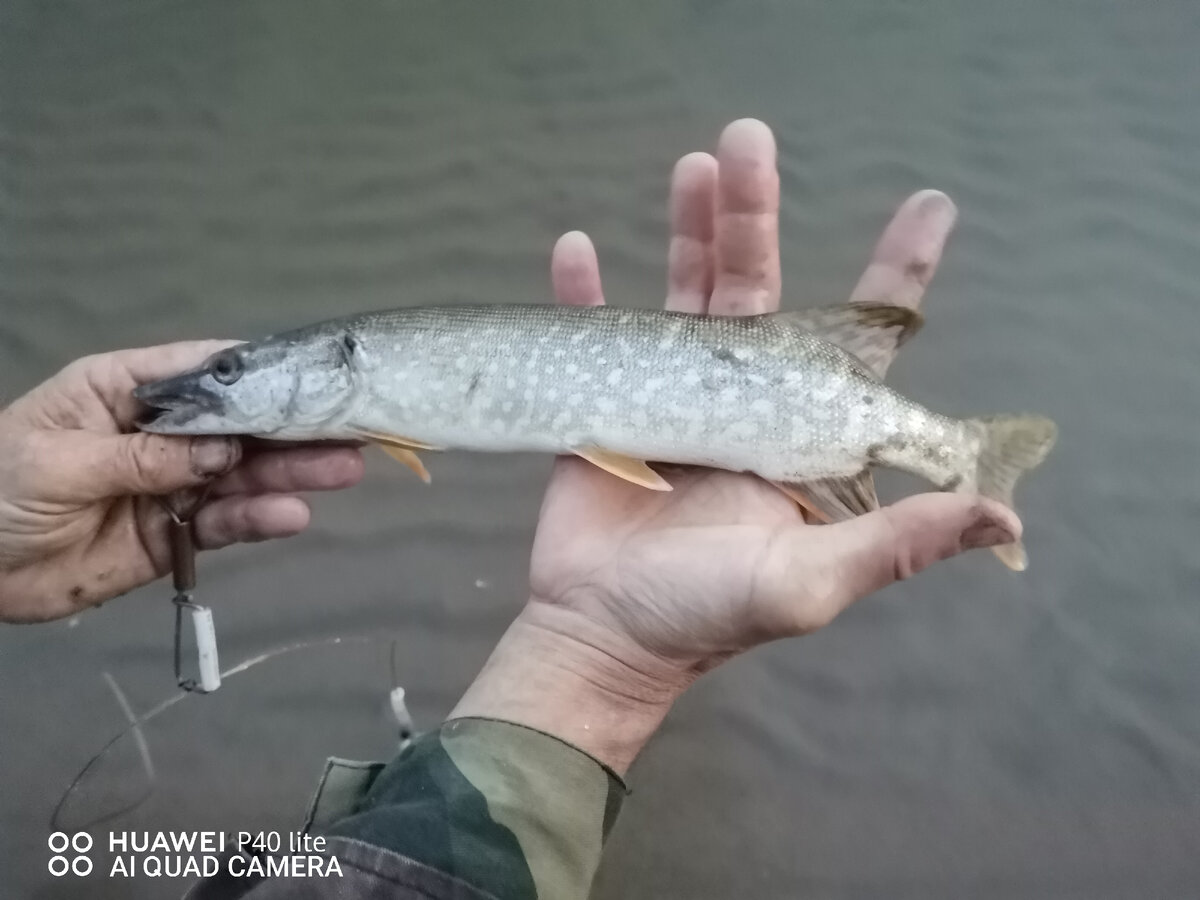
[525,121,1006,671]
[532,460,804,665]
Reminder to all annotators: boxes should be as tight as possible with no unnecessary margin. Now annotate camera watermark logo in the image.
[48,832,94,876]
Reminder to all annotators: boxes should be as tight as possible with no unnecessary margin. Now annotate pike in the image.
[135,303,1056,570]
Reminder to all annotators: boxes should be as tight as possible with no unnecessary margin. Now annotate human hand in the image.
[0,342,363,623]
[452,119,1020,771]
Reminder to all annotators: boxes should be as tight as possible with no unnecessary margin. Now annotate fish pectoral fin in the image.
[772,470,878,522]
[376,444,432,483]
[773,303,923,380]
[573,447,673,491]
[353,428,443,452]
[991,541,1028,572]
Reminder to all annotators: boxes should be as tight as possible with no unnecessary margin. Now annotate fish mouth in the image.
[134,374,225,433]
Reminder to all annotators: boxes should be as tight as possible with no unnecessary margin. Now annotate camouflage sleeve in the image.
[186,717,626,900]
[323,716,627,900]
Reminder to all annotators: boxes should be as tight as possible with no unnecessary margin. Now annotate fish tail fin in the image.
[962,414,1058,571]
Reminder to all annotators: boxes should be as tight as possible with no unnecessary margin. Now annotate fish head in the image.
[135,332,357,437]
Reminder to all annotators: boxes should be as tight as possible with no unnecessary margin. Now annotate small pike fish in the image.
[135,303,1056,569]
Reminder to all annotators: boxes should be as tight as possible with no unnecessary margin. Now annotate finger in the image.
[193,494,311,550]
[796,494,1021,624]
[665,152,718,313]
[847,189,958,311]
[47,432,241,502]
[551,231,605,307]
[72,340,241,426]
[210,445,365,497]
[709,119,781,315]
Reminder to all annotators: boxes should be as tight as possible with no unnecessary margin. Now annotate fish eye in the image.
[210,350,244,385]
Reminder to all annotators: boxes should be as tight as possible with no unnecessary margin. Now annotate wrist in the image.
[449,601,691,774]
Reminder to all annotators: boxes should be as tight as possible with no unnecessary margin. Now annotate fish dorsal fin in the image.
[573,447,673,491]
[774,303,923,379]
[772,470,879,523]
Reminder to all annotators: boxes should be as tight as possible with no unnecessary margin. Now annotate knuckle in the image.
[122,436,172,489]
[795,577,841,633]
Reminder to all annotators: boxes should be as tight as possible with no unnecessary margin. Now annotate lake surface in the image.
[3,1,1199,896]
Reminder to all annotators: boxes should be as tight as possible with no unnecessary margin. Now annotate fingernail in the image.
[190,436,238,478]
[960,516,1016,551]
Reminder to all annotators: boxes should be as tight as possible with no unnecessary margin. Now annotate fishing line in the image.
[51,634,395,833]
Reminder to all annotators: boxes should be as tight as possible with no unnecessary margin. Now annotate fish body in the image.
[136,303,1056,568]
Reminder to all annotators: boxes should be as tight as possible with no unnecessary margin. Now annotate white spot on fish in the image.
[606,369,624,386]
[733,347,754,361]
[568,393,583,406]
[554,349,566,359]
[682,368,701,386]
[596,397,615,413]
[631,390,650,406]
[727,420,756,439]
[751,398,774,416]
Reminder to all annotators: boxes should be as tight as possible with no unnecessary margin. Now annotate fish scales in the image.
[326,304,955,483]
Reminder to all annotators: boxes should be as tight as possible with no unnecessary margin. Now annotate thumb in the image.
[56,433,241,501]
[808,493,1022,614]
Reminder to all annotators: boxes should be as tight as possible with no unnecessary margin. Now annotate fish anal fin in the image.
[771,481,833,523]
[775,303,923,379]
[574,447,672,491]
[772,470,878,522]
[377,444,432,483]
[354,428,443,451]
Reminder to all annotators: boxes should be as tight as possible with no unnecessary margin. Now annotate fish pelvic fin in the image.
[963,414,1058,571]
[774,303,923,379]
[573,447,673,491]
[772,470,879,523]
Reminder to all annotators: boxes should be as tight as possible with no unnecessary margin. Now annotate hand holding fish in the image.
[0,344,364,622]
[451,120,1041,772]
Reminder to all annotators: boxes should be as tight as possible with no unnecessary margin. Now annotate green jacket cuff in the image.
[324,717,626,900]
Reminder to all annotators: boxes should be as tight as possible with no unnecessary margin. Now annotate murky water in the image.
[3,1,1199,897]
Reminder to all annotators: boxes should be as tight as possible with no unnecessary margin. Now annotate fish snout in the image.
[134,374,226,432]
